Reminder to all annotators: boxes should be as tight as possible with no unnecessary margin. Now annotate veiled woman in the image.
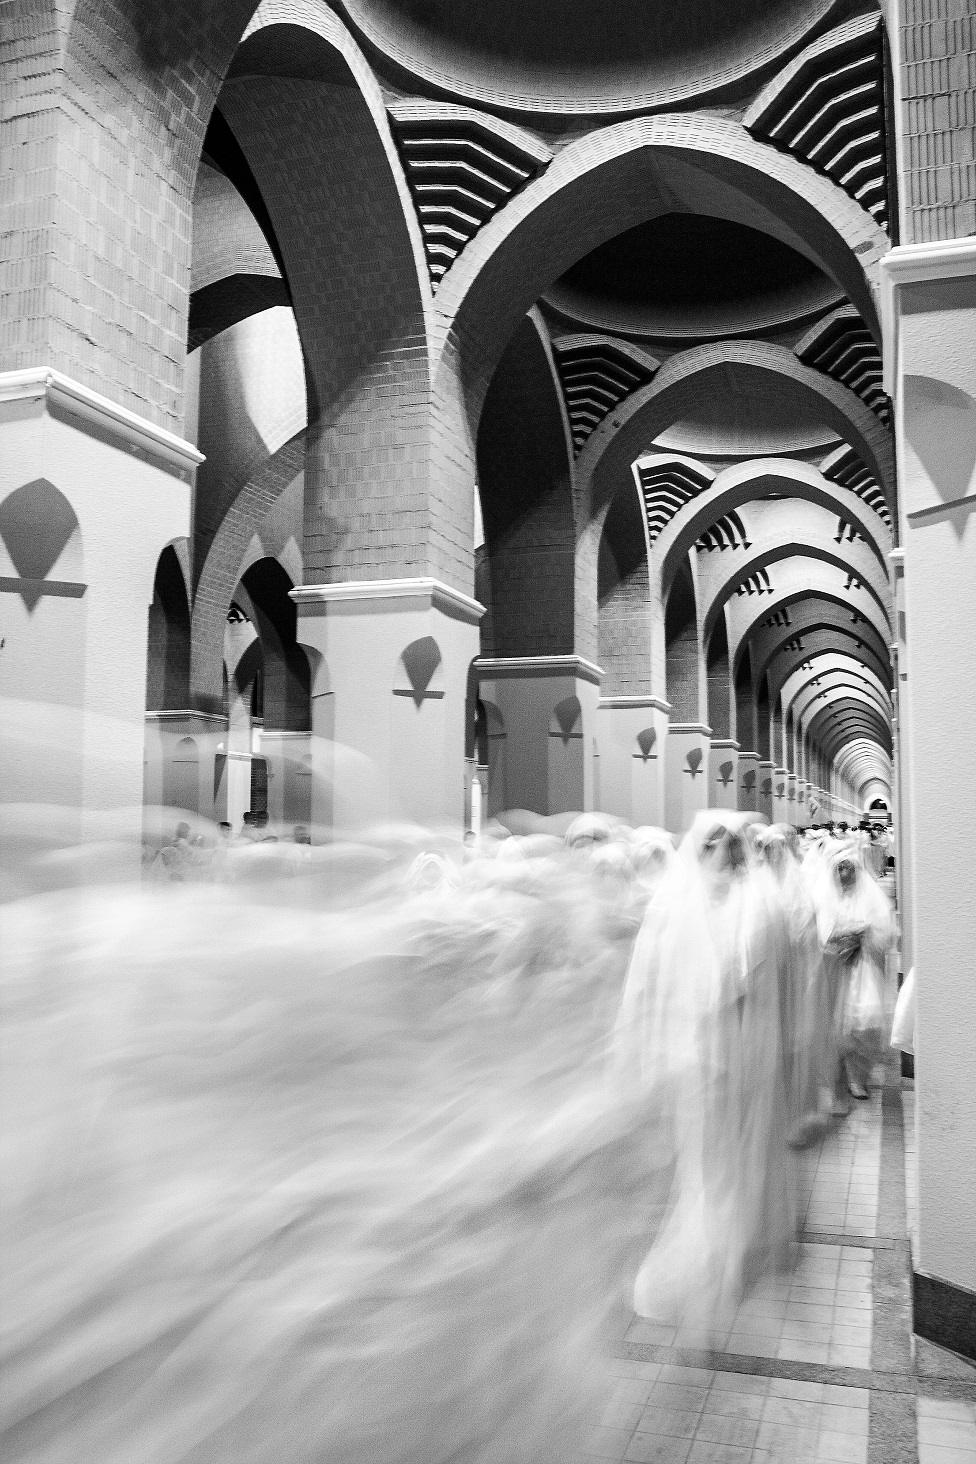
[812,841,893,1105]
[615,811,796,1333]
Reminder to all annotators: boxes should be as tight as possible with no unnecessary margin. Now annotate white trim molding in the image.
[0,367,204,478]
[475,654,604,684]
[598,694,672,713]
[668,722,713,737]
[291,577,484,624]
[879,238,976,394]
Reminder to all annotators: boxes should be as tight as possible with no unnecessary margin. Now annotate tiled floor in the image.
[590,1364,871,1464]
[584,1065,976,1464]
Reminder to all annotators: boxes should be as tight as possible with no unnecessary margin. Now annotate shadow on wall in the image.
[0,480,84,609]
[904,374,976,514]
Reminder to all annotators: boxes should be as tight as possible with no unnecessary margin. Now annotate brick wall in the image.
[898,0,976,240]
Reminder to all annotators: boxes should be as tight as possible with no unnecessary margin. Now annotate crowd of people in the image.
[1,804,896,1463]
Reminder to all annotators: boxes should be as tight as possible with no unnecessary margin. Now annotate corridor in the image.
[588,1066,976,1464]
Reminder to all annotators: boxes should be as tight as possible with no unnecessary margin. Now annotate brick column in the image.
[293,579,483,832]
[596,695,671,828]
[474,656,602,818]
[0,368,195,849]
[757,759,776,822]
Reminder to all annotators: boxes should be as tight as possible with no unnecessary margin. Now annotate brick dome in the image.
[339,0,840,115]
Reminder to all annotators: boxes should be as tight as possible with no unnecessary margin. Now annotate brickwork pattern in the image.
[1,0,258,427]
[744,14,892,232]
[146,544,192,711]
[598,483,654,697]
[387,100,550,289]
[899,0,976,241]
[338,0,838,118]
[552,336,658,456]
[191,432,306,712]
[477,315,577,658]
[795,305,890,425]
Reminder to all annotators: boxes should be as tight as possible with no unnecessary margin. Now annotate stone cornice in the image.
[0,367,204,479]
[475,654,603,684]
[668,722,713,736]
[292,578,485,625]
[144,710,227,725]
[598,694,671,713]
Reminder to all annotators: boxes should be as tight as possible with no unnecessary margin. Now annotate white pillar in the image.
[708,737,740,811]
[665,721,712,836]
[0,368,195,851]
[881,237,976,1312]
[596,695,670,827]
[294,579,483,833]
[475,655,602,818]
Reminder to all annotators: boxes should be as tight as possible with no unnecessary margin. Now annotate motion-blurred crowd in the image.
[1,804,897,1463]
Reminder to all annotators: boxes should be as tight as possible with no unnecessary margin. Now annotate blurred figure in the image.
[615,810,796,1336]
[628,827,675,908]
[0,834,657,1464]
[756,825,830,1146]
[812,842,893,1105]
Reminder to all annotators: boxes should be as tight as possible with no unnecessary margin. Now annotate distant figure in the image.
[812,843,893,1106]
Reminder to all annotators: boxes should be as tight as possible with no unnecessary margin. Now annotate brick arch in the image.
[433,113,888,425]
[791,673,891,728]
[147,545,192,712]
[239,554,310,731]
[706,607,733,740]
[215,7,463,584]
[838,742,893,796]
[665,555,702,722]
[193,305,306,594]
[806,696,892,759]
[192,430,306,711]
[776,651,892,715]
[699,534,892,648]
[769,641,894,736]
[654,457,892,594]
[476,310,576,656]
[583,341,895,525]
[741,601,892,693]
[730,564,892,664]
[598,477,652,695]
